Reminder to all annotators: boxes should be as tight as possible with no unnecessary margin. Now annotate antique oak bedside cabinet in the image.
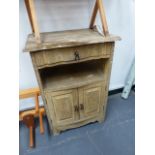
[24,0,120,135]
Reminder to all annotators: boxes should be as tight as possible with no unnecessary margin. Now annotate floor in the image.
[19,92,135,155]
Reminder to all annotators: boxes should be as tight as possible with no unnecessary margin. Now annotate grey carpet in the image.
[19,91,135,155]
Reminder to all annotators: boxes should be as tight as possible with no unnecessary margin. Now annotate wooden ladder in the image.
[24,0,109,43]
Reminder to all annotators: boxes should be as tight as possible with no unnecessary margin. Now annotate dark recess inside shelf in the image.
[39,59,107,91]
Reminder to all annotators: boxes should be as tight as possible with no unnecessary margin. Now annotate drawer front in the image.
[32,43,112,68]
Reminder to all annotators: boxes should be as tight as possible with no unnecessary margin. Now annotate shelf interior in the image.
[39,59,106,92]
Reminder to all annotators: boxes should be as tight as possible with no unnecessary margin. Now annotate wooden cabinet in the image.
[25,28,120,135]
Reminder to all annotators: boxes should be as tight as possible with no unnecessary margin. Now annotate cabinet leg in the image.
[98,118,104,123]
[53,128,60,136]
[98,115,105,123]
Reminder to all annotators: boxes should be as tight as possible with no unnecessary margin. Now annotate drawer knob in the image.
[74,51,80,61]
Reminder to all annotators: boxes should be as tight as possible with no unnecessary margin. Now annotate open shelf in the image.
[39,59,106,92]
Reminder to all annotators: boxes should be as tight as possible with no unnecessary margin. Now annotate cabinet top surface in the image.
[24,28,121,52]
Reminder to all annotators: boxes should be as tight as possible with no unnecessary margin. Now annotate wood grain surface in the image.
[24,29,120,52]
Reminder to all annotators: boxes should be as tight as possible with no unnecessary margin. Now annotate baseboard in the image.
[108,85,135,96]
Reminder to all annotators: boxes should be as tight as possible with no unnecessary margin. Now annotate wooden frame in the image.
[89,0,109,35]
[24,0,109,43]
[20,88,40,113]
[19,88,45,133]
[19,88,45,147]
[24,0,41,43]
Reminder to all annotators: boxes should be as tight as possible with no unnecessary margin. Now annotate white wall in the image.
[19,0,135,91]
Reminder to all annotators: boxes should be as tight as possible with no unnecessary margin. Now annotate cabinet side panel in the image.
[30,53,53,133]
[102,42,115,120]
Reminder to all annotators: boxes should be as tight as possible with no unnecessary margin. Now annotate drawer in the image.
[32,43,112,68]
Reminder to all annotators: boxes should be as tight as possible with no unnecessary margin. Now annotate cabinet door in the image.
[78,83,104,119]
[45,89,79,125]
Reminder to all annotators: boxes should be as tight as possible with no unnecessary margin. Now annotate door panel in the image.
[79,83,104,119]
[84,87,100,114]
[53,94,73,121]
[46,89,79,125]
